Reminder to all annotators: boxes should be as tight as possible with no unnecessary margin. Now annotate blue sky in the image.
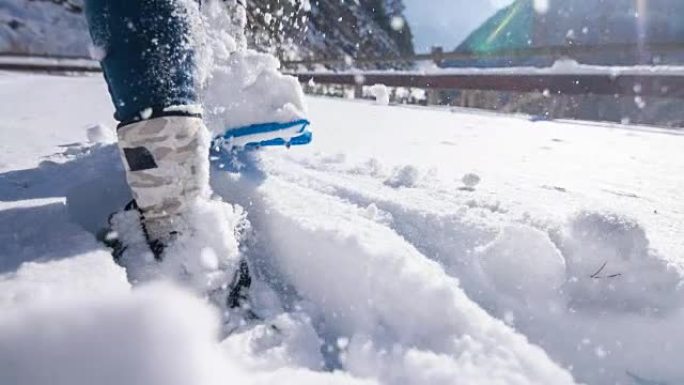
[402,0,514,52]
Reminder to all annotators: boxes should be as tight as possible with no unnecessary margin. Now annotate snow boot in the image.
[116,114,210,258]
[104,198,253,314]
[106,114,255,314]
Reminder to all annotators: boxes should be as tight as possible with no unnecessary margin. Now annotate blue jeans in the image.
[84,0,200,125]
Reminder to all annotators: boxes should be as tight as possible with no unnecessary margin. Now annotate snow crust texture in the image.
[1,73,684,385]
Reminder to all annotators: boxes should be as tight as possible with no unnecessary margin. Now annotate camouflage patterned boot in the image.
[108,114,253,314]
[116,114,211,259]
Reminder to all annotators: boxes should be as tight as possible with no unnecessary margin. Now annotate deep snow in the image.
[1,71,683,385]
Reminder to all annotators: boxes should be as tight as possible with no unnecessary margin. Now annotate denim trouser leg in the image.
[84,0,201,125]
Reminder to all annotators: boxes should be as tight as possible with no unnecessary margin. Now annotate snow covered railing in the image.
[3,53,684,99]
[290,69,684,99]
[0,54,101,73]
[282,42,684,67]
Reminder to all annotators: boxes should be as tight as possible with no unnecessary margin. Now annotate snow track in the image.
[234,149,684,385]
[212,158,576,384]
[1,73,684,385]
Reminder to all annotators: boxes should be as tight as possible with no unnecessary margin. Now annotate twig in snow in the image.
[590,261,622,279]
[590,261,608,279]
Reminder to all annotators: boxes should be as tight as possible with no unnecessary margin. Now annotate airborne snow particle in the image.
[140,108,153,120]
[87,44,106,61]
[390,16,405,31]
[503,311,516,326]
[104,231,119,242]
[634,96,646,109]
[595,346,608,359]
[200,247,219,271]
[336,337,350,349]
[534,0,549,14]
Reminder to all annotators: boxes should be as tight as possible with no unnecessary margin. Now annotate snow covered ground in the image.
[1,71,684,385]
[0,0,91,57]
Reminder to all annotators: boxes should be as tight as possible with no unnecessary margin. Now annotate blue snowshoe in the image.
[211,119,312,153]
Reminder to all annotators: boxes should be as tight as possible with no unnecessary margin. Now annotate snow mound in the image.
[555,211,683,313]
[0,252,128,307]
[200,1,307,135]
[203,50,307,134]
[0,283,237,385]
[243,177,577,385]
[478,225,567,301]
[222,312,324,371]
[250,148,684,385]
[384,165,421,188]
[111,198,244,297]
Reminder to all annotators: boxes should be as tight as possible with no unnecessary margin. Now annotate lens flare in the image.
[635,0,648,63]
[485,1,525,46]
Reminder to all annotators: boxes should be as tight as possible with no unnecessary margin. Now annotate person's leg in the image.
[85,0,201,124]
[84,0,209,252]
[84,1,256,314]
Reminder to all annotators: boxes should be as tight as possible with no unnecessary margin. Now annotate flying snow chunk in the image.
[140,107,153,120]
[634,96,646,109]
[344,55,354,66]
[86,124,115,144]
[534,0,550,14]
[369,84,390,106]
[200,247,220,271]
[390,16,405,31]
[87,44,106,61]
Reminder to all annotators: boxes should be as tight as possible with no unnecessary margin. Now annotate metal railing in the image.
[290,72,684,99]
[284,42,684,99]
[282,42,684,67]
[0,53,101,73]
[3,42,684,99]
